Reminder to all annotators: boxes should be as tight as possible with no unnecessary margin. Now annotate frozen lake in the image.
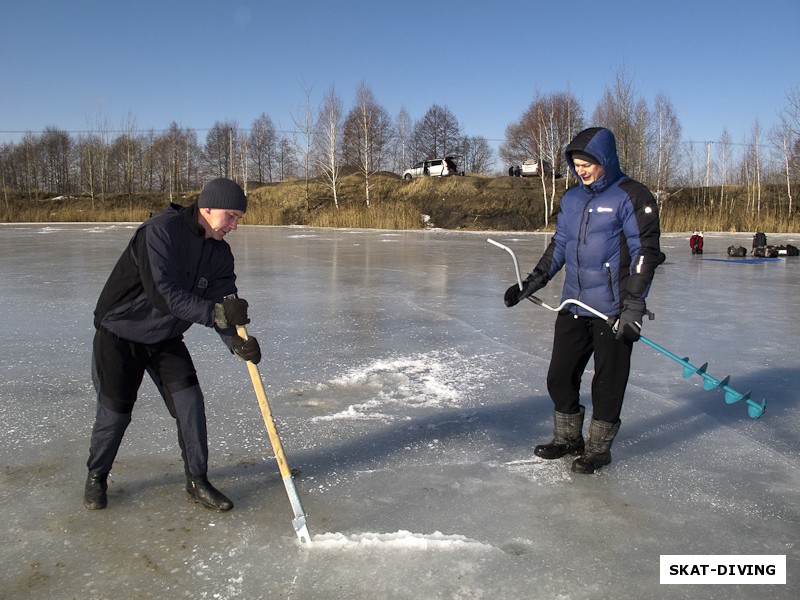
[1,223,798,599]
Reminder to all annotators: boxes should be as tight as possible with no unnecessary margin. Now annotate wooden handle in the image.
[237,325,292,479]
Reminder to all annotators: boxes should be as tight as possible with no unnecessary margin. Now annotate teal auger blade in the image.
[683,361,708,378]
[704,374,730,391]
[748,400,767,419]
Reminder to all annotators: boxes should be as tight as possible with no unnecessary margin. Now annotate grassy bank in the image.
[2,173,797,232]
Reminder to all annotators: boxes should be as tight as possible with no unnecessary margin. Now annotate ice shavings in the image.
[307,351,491,422]
[308,530,493,551]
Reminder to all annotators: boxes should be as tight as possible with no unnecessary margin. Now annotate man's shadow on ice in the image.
[222,394,553,494]
[240,365,797,489]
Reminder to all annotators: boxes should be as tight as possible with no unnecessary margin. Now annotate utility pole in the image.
[228,128,233,180]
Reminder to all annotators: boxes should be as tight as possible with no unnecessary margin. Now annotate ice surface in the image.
[1,224,798,599]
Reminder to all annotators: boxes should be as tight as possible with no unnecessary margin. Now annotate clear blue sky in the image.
[2,0,798,156]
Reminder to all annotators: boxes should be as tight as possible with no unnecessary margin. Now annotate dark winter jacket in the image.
[532,128,665,318]
[94,203,238,345]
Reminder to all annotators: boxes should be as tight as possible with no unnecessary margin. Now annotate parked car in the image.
[520,158,555,177]
[403,156,459,180]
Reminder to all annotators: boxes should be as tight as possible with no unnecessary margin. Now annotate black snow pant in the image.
[546,312,633,424]
[87,326,208,479]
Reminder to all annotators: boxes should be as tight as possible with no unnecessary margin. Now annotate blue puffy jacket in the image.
[532,128,665,317]
[94,203,238,345]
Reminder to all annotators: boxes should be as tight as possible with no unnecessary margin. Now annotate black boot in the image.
[186,475,233,512]
[571,418,621,474]
[534,406,585,459]
[84,472,108,509]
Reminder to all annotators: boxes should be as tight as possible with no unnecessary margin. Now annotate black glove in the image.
[232,334,261,364]
[504,270,547,307]
[614,298,646,342]
[214,297,251,328]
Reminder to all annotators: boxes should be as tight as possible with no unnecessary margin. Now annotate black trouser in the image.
[87,327,208,478]
[546,312,633,423]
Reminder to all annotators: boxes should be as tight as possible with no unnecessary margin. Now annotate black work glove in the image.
[214,297,251,328]
[232,334,261,364]
[504,270,547,307]
[614,298,646,342]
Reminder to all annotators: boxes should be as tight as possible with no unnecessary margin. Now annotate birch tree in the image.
[315,85,343,208]
[652,93,681,197]
[499,91,583,224]
[343,82,392,206]
[771,87,800,216]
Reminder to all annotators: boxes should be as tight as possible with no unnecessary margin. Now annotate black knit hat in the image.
[197,178,247,212]
[569,150,601,165]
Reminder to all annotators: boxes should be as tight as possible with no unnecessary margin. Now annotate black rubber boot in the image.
[186,475,233,512]
[534,406,585,459]
[84,472,109,510]
[571,418,621,474]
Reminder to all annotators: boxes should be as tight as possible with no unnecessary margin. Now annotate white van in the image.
[403,156,459,180]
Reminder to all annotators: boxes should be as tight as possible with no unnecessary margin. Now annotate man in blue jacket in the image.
[505,127,665,474]
[84,178,261,511]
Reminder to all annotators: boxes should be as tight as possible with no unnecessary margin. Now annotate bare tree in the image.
[277,136,294,182]
[40,126,72,194]
[717,129,733,213]
[592,66,650,181]
[343,82,393,206]
[249,113,278,183]
[413,104,461,159]
[314,85,343,208]
[393,107,412,173]
[652,93,681,197]
[289,85,315,212]
[500,91,584,223]
[113,112,140,199]
[459,135,494,174]
[204,121,239,180]
[750,121,763,218]
[76,132,102,207]
[771,87,800,216]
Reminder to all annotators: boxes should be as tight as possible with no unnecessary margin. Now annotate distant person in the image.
[504,127,665,474]
[752,232,767,254]
[690,231,704,254]
[84,178,261,512]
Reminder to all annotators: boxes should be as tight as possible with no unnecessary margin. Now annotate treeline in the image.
[2,70,798,226]
[3,173,797,235]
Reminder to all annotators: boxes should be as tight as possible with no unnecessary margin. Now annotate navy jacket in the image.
[533,128,665,317]
[94,203,238,345]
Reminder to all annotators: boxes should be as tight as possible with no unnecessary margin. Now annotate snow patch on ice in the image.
[307,530,494,551]
[502,458,572,484]
[307,351,491,422]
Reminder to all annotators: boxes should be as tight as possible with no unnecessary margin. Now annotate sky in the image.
[2,0,799,160]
